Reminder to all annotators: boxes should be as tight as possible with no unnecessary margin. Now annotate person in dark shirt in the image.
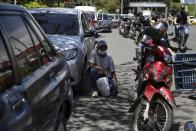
[176,7,188,25]
[174,7,189,42]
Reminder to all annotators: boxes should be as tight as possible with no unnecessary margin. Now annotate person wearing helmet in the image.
[174,7,189,41]
[88,40,117,97]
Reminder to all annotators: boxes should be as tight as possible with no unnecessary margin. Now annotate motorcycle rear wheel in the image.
[132,99,173,131]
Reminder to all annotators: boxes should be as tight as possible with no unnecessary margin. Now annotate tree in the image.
[82,0,120,13]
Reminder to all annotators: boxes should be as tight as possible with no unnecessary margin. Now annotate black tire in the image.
[132,99,173,131]
[178,33,186,53]
[78,61,87,93]
[123,28,128,38]
[55,112,67,131]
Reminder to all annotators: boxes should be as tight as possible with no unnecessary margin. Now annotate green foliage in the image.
[78,0,120,13]
[188,4,196,16]
[24,0,45,8]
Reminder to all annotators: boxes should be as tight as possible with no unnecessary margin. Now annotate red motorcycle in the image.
[130,29,176,131]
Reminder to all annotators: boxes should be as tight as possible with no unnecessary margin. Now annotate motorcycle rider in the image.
[174,7,189,43]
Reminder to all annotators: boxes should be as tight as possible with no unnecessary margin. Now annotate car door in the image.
[0,12,69,131]
[83,13,95,55]
[0,22,32,131]
[24,13,70,130]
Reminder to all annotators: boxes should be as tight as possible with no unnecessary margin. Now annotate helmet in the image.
[154,21,168,36]
[97,40,108,51]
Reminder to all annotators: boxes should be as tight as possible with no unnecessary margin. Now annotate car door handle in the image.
[12,98,26,113]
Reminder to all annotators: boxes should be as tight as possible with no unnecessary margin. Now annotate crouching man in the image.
[88,40,118,97]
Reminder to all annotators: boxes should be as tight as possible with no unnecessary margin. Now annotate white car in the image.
[31,8,96,92]
[189,16,196,24]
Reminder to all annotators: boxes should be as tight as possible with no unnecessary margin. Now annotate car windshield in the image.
[103,14,108,20]
[32,13,79,36]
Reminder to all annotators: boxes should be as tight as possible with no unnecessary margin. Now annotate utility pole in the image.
[194,0,196,17]
[121,0,123,14]
[14,0,16,5]
[57,0,60,7]
[89,0,93,6]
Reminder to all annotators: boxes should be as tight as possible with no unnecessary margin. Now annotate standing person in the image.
[174,7,189,42]
[88,40,118,97]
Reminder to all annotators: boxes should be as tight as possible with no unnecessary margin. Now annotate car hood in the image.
[48,34,81,51]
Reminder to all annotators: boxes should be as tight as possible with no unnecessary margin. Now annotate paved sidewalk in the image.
[67,62,135,131]
[67,62,196,131]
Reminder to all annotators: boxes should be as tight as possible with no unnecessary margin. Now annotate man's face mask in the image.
[98,50,107,56]
[98,45,107,56]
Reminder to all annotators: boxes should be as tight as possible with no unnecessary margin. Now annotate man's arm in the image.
[89,62,103,70]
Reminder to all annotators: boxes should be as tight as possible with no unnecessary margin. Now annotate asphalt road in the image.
[67,26,196,131]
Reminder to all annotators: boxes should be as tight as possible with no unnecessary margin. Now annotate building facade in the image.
[128,0,167,17]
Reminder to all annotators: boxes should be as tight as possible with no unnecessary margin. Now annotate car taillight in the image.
[165,75,172,88]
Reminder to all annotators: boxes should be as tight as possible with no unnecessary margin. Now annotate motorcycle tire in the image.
[132,99,173,131]
[178,33,187,53]
[123,28,129,38]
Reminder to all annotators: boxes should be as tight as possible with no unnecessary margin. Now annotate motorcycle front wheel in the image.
[132,99,173,131]
[178,33,187,53]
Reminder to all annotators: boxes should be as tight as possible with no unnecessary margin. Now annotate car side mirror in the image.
[84,30,95,37]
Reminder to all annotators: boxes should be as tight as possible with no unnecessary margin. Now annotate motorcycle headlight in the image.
[63,48,78,61]
[164,54,172,64]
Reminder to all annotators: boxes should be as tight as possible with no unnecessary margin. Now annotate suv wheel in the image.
[55,112,67,131]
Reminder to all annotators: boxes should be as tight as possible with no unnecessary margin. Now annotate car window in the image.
[108,15,114,20]
[27,15,54,57]
[85,12,95,21]
[0,15,40,79]
[0,34,14,92]
[32,13,79,36]
[26,22,50,65]
[81,14,88,33]
[103,14,108,20]
[98,14,102,20]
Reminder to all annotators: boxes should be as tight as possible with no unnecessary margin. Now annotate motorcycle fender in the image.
[144,84,157,102]
[158,87,176,108]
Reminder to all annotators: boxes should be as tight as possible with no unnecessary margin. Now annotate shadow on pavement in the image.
[68,61,196,131]
[67,62,135,131]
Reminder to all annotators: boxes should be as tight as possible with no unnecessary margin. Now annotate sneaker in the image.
[92,91,98,97]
